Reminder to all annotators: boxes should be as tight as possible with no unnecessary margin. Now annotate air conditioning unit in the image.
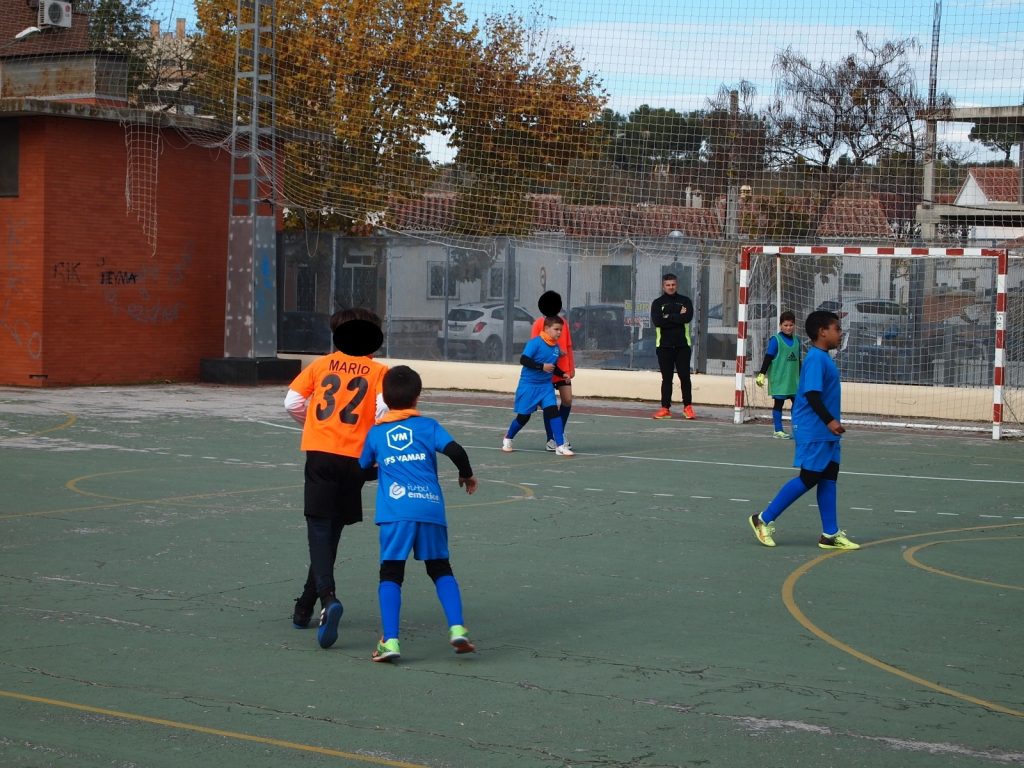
[38,0,73,29]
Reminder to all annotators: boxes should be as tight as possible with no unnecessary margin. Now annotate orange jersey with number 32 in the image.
[289,353,389,457]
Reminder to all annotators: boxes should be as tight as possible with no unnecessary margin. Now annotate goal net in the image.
[734,245,1023,439]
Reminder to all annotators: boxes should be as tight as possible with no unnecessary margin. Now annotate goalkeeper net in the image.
[734,245,1023,439]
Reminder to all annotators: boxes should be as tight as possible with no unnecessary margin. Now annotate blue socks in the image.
[433,575,464,627]
[380,575,467,639]
[772,404,784,432]
[544,405,572,441]
[760,476,809,524]
[816,479,838,536]
[378,580,401,640]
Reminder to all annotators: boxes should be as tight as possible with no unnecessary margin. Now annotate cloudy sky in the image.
[166,0,1023,163]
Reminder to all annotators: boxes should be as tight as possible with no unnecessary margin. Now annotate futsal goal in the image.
[732,245,1023,440]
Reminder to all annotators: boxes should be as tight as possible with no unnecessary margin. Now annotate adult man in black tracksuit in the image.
[650,273,696,419]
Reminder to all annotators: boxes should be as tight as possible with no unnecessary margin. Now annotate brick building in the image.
[0,2,234,386]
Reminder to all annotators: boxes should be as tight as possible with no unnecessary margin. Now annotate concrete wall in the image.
[279,355,996,423]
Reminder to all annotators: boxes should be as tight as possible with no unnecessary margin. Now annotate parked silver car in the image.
[436,302,534,361]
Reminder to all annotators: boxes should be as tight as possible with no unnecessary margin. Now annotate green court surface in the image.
[1,384,1022,768]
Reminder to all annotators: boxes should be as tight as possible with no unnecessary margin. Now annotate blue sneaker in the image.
[316,597,343,649]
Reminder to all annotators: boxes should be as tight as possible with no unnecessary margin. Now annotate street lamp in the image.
[2,27,41,53]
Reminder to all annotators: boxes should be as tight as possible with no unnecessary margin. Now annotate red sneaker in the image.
[652,407,672,419]
[683,405,696,420]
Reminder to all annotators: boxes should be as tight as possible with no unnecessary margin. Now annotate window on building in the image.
[0,120,19,197]
[428,262,457,299]
[842,273,862,293]
[601,265,632,303]
[961,277,977,292]
[486,264,520,300]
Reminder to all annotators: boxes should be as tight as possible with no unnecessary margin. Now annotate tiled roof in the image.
[966,168,1021,203]
[562,205,629,237]
[389,193,899,239]
[816,197,894,238]
[391,193,455,231]
[631,205,722,239]
[390,194,723,238]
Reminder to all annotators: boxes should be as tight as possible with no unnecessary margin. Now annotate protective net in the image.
[4,0,1024,429]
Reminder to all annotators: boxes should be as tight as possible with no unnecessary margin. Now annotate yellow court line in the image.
[0,412,77,440]
[903,537,1024,591]
[782,521,1024,720]
[0,689,428,767]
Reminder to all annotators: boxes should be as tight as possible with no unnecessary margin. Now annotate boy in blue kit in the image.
[754,310,801,438]
[748,311,860,550]
[501,315,574,456]
[359,365,479,662]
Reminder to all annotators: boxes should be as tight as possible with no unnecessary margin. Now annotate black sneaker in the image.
[317,595,344,649]
[292,595,316,629]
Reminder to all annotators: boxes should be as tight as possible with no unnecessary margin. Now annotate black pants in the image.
[657,344,692,408]
[301,451,364,602]
[303,516,345,601]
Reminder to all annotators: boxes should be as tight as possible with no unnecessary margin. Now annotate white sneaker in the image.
[545,439,557,452]
[554,444,574,456]
[501,438,514,452]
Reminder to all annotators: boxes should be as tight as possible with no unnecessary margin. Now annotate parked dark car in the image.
[602,334,658,370]
[567,304,631,349]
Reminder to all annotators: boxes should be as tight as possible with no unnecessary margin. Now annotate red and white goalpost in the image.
[733,245,1019,440]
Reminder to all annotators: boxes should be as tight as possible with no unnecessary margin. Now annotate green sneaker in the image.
[748,513,776,547]
[818,530,860,550]
[772,431,791,439]
[448,625,476,654]
[372,637,401,662]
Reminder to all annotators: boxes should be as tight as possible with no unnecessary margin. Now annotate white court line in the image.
[616,454,1024,486]
[251,418,1022,488]
[249,419,301,432]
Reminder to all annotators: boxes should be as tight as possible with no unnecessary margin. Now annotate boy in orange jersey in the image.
[284,308,388,649]
[530,291,575,451]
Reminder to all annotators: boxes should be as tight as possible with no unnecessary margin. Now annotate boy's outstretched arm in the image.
[443,441,477,494]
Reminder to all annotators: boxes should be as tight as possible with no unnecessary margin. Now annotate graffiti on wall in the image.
[93,255,184,325]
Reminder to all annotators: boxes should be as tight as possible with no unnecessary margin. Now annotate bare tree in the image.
[763,32,940,208]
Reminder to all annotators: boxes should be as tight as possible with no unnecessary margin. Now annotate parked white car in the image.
[436,302,535,361]
[816,298,910,341]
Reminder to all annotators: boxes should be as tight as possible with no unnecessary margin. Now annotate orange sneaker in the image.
[683,405,696,420]
[652,407,672,419]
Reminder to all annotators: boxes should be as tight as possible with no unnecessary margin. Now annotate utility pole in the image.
[922,0,941,238]
[203,0,295,383]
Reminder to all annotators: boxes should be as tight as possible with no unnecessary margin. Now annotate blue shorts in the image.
[514,381,557,414]
[378,521,449,562]
[793,440,841,472]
